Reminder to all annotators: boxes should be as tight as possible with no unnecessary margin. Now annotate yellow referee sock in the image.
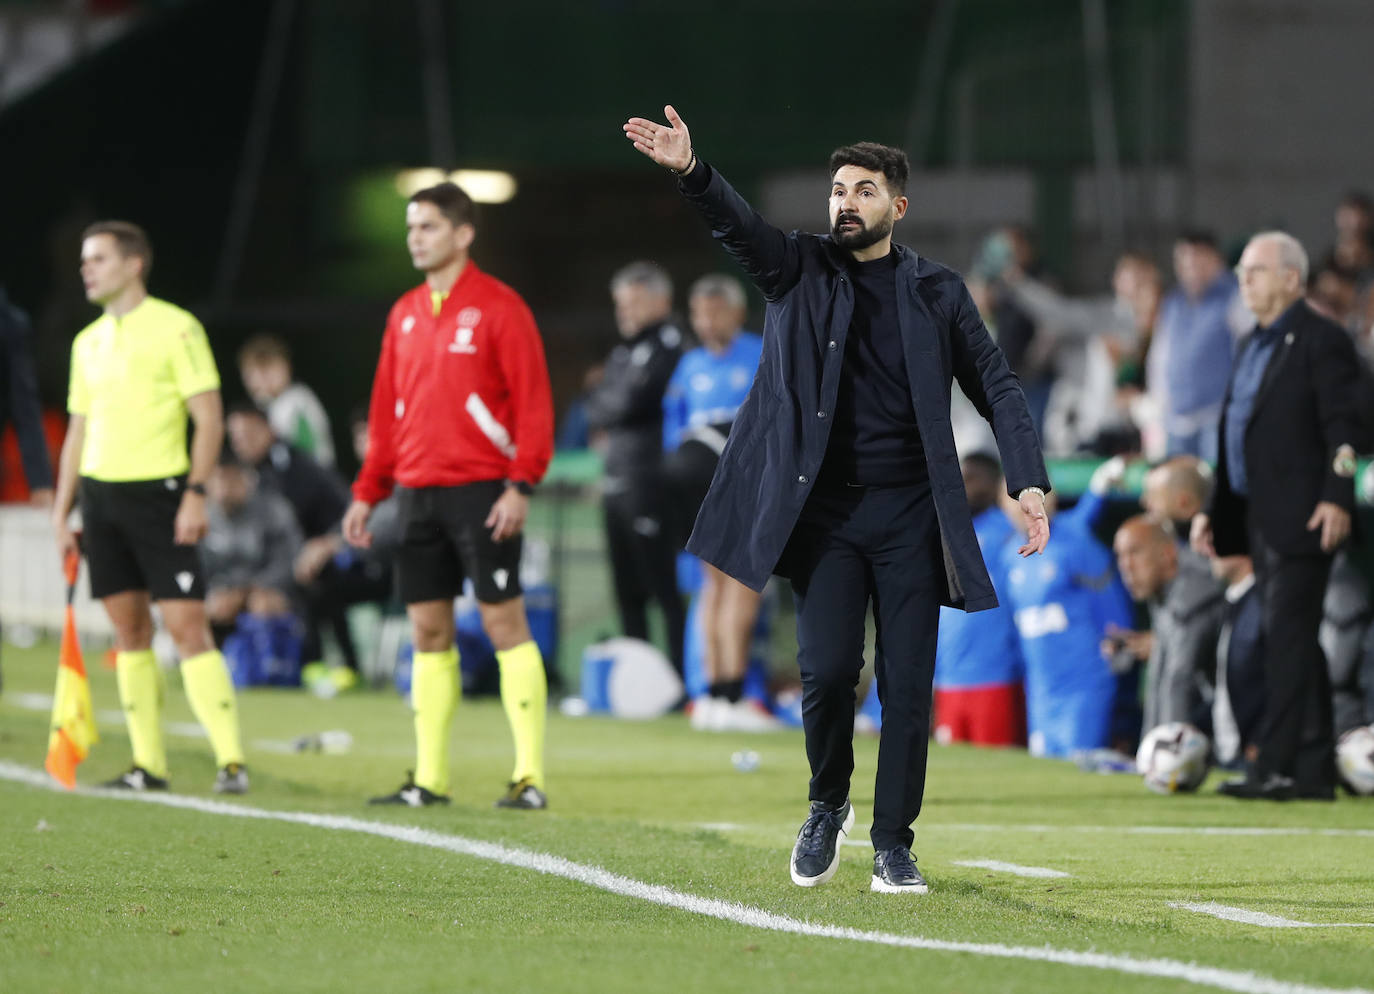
[497,641,547,789]
[411,647,460,795]
[115,649,167,779]
[180,650,245,768]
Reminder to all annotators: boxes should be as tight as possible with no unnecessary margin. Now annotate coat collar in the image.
[819,237,931,280]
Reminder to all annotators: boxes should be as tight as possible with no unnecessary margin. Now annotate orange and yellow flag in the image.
[45,552,97,788]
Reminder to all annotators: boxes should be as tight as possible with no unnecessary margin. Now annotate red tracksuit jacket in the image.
[353,262,553,504]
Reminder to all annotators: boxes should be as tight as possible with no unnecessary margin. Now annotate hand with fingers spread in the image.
[623,104,695,173]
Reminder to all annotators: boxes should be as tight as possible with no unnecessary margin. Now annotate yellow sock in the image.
[180,651,245,768]
[497,641,547,789]
[411,648,460,795]
[115,650,167,779]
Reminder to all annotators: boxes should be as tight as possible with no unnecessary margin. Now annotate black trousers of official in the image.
[603,478,686,674]
[788,481,943,852]
[1252,531,1336,791]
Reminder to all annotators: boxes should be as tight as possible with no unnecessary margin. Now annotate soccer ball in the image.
[1336,725,1374,796]
[1136,722,1211,794]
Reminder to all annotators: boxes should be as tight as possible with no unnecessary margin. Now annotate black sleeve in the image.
[948,279,1050,497]
[584,332,683,430]
[1,303,54,490]
[677,159,803,302]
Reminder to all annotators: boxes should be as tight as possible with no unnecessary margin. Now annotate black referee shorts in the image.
[395,480,523,606]
[79,476,206,601]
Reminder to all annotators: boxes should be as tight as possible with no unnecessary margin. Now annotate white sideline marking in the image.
[1170,902,1374,929]
[944,823,1374,840]
[953,860,1071,879]
[1,763,1370,994]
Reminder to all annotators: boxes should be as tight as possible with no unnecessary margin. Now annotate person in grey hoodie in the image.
[1114,514,1226,735]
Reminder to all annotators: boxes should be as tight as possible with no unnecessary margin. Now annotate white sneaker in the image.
[724,699,780,732]
[689,697,719,731]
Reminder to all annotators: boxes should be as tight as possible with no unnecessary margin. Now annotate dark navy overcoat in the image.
[679,161,1050,611]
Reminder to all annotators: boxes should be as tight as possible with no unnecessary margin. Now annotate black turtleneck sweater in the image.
[818,251,928,488]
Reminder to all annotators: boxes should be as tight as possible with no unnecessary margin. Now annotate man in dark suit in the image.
[1192,231,1362,801]
[623,106,1050,894]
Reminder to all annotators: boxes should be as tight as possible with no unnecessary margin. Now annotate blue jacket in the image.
[934,507,1023,687]
[662,332,764,450]
[677,161,1049,609]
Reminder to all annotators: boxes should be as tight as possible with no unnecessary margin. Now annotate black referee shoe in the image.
[101,766,169,792]
[368,772,451,807]
[495,778,547,810]
[871,846,929,894]
[789,799,854,887]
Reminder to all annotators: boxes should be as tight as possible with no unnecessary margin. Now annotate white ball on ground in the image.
[1136,722,1211,794]
[1336,725,1374,795]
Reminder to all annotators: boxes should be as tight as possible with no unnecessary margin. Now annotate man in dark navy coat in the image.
[625,106,1051,894]
[1192,231,1363,801]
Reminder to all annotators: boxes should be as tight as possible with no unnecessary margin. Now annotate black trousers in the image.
[603,478,686,673]
[1252,531,1336,791]
[301,559,393,672]
[788,481,943,852]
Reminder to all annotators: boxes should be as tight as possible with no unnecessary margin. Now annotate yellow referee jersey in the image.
[67,296,220,482]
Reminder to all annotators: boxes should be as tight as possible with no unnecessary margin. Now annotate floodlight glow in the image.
[448,169,518,204]
[394,168,448,197]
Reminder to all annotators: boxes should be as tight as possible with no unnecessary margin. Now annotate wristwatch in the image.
[1333,446,1357,479]
[505,480,534,496]
[186,482,207,496]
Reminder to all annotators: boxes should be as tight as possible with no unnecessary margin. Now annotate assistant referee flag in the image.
[45,551,97,788]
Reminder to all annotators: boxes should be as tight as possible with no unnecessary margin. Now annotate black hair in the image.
[828,142,910,197]
[410,182,479,230]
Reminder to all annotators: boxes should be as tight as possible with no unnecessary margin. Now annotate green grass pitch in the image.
[1,640,1372,994]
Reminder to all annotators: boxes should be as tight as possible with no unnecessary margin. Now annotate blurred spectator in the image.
[661,274,768,730]
[998,482,1134,759]
[202,456,303,644]
[1195,231,1361,801]
[1141,455,1213,543]
[1148,232,1249,462]
[932,453,1026,747]
[970,226,1055,435]
[1307,263,1360,332]
[226,401,349,538]
[292,409,401,691]
[585,261,687,674]
[1327,191,1374,288]
[226,401,365,689]
[555,363,604,451]
[0,287,54,506]
[1113,514,1226,737]
[238,333,335,468]
[1210,554,1263,768]
[998,252,1158,456]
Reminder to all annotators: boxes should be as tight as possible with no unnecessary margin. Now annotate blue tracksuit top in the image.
[933,507,1022,688]
[997,493,1134,756]
[662,332,764,450]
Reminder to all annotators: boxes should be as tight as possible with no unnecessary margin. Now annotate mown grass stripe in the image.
[2,761,1369,994]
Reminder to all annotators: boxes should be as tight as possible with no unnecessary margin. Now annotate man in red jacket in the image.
[343,182,554,810]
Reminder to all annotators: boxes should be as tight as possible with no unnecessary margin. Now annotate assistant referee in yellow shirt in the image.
[51,220,248,794]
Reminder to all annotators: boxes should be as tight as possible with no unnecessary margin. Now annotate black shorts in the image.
[395,481,523,605]
[80,476,207,601]
[662,422,731,543]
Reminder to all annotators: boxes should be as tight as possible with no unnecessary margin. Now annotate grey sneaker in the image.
[495,778,548,810]
[213,763,250,795]
[102,766,169,791]
[789,800,855,887]
[871,846,929,894]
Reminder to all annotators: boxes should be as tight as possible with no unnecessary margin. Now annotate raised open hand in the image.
[623,104,694,172]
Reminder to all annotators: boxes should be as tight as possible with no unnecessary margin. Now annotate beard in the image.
[831,211,893,251]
